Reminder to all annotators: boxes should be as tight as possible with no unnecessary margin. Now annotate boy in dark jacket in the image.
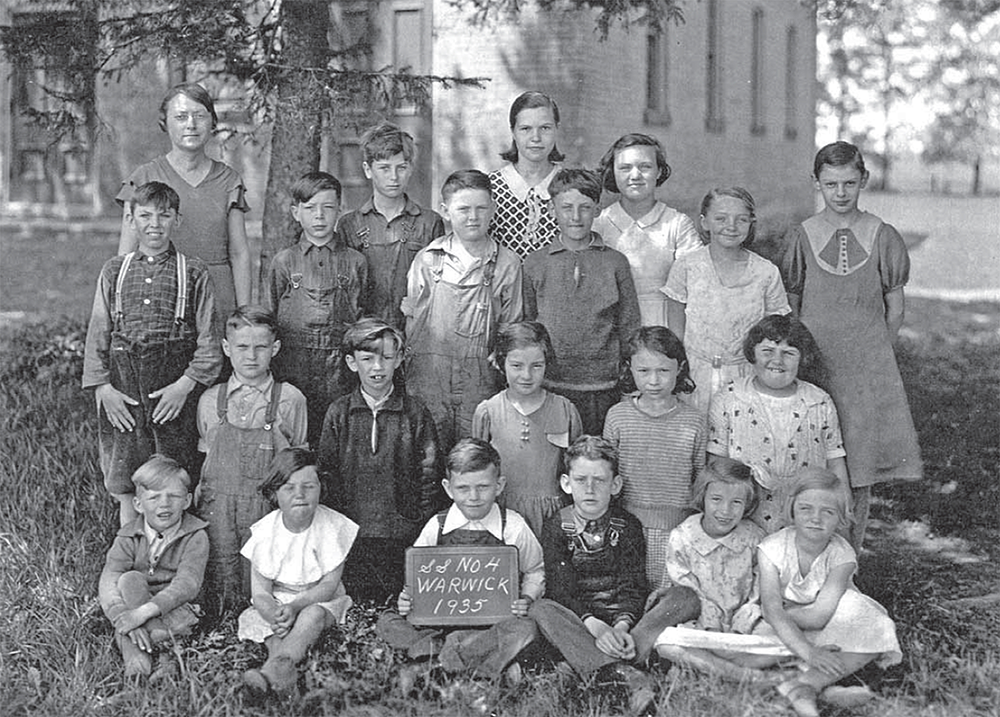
[529,436,699,714]
[317,318,442,603]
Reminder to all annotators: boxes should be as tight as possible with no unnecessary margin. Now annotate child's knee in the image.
[118,571,151,606]
[650,585,701,618]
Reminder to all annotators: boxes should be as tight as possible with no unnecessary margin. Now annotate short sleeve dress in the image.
[237,505,358,642]
[117,156,250,320]
[755,528,902,667]
[592,201,702,328]
[472,390,583,535]
[663,246,790,413]
[785,211,922,487]
[707,376,846,533]
[488,164,560,259]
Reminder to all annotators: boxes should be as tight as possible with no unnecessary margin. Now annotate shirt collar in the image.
[360,384,394,411]
[142,517,182,544]
[547,232,607,254]
[360,194,420,217]
[441,503,504,540]
[602,200,667,231]
[427,233,500,263]
[136,243,176,265]
[687,516,756,556]
[226,372,274,398]
[498,163,560,202]
[298,238,337,254]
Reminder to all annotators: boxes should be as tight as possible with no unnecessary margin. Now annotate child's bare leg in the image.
[657,645,773,682]
[113,492,139,527]
[257,605,333,691]
[779,652,876,717]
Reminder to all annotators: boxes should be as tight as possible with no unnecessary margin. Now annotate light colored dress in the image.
[592,201,702,328]
[707,376,846,534]
[666,514,765,633]
[238,505,358,642]
[117,156,249,321]
[662,246,790,413]
[488,163,561,259]
[472,390,583,536]
[755,528,902,667]
[785,212,922,487]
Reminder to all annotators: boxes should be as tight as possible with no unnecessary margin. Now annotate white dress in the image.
[592,200,702,328]
[238,505,358,642]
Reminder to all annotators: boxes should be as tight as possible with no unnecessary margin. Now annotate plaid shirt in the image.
[82,244,220,388]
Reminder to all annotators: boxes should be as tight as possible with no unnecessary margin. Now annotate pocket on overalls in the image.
[453,285,490,339]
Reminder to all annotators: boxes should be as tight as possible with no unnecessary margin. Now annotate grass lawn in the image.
[1,216,998,715]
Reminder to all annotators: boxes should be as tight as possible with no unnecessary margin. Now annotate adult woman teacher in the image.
[117,83,252,318]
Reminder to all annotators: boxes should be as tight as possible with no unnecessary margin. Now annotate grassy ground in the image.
[1,202,998,716]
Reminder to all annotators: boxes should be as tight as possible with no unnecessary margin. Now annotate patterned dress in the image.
[663,246,790,414]
[488,164,560,259]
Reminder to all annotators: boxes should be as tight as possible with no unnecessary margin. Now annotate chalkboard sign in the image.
[405,545,520,626]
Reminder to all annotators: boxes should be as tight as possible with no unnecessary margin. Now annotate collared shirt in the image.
[488,163,561,259]
[523,232,640,390]
[197,373,308,452]
[265,238,369,347]
[82,244,221,388]
[338,195,444,328]
[401,233,523,358]
[142,518,183,568]
[413,503,545,601]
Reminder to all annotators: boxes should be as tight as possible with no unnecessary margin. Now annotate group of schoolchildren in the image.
[83,89,920,717]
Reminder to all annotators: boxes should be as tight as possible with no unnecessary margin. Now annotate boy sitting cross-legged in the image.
[528,435,700,715]
[99,455,209,679]
[337,122,445,330]
[376,438,543,685]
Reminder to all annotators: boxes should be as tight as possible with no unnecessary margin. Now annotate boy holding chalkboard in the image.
[376,438,544,684]
[528,435,700,714]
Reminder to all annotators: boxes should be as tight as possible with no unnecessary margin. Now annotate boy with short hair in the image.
[522,168,641,434]
[83,181,221,527]
[317,318,443,605]
[376,438,543,682]
[196,305,308,614]
[402,170,523,450]
[529,435,699,714]
[337,123,445,329]
[266,171,369,447]
[99,455,209,678]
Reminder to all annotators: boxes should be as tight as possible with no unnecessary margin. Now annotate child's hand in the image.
[511,596,533,617]
[96,384,138,432]
[113,606,152,635]
[127,626,152,653]
[644,587,669,613]
[271,604,297,636]
[805,644,846,677]
[595,624,636,660]
[150,375,195,424]
[397,589,412,616]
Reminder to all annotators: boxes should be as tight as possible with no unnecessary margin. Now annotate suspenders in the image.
[216,381,285,430]
[114,251,188,325]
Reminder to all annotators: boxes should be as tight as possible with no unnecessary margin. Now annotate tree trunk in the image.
[971,155,981,196]
[260,0,330,279]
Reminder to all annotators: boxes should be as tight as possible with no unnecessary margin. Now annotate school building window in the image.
[750,7,766,136]
[705,0,724,133]
[645,26,671,126]
[784,24,799,140]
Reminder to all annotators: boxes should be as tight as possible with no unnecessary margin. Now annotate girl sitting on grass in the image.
[239,448,358,695]
[757,468,901,716]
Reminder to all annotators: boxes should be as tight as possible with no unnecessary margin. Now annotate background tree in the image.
[1,0,686,285]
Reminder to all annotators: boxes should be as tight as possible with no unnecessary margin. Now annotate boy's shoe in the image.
[149,650,179,684]
[820,685,875,707]
[597,663,658,715]
[117,635,152,678]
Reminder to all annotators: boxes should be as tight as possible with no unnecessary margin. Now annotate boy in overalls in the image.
[401,170,523,451]
[376,438,543,684]
[84,181,221,527]
[196,305,308,615]
[266,171,369,447]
